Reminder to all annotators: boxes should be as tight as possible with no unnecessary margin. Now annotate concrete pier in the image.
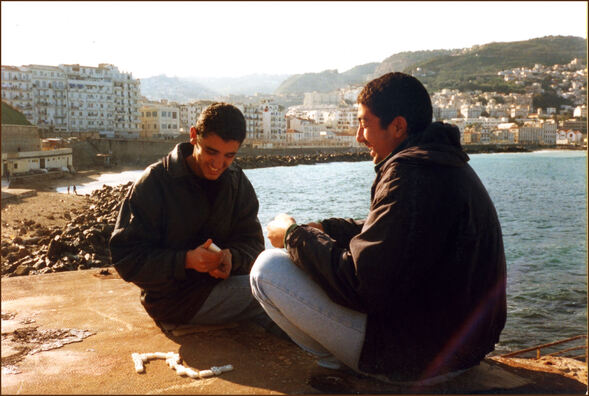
[1,268,585,394]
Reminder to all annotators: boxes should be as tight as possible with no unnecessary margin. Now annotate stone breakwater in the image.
[235,151,371,169]
[1,183,133,277]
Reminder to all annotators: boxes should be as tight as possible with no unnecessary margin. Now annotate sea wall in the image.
[71,138,369,169]
[0,125,42,153]
[70,137,576,171]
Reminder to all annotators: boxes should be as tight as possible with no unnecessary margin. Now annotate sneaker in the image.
[317,355,343,370]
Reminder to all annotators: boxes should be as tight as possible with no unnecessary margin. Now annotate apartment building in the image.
[178,100,214,133]
[288,117,323,141]
[518,120,557,144]
[260,104,286,141]
[241,104,263,141]
[139,101,180,139]
[1,66,34,122]
[1,63,140,138]
[433,105,459,121]
[330,107,359,134]
[303,92,340,107]
[460,104,483,118]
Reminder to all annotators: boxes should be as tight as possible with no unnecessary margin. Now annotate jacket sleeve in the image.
[320,217,365,249]
[224,173,265,275]
[109,171,188,291]
[285,165,420,315]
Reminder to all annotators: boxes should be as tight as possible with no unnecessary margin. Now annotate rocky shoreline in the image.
[1,183,132,277]
[234,151,372,169]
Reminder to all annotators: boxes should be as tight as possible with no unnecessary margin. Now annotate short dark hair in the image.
[195,102,246,143]
[357,72,433,134]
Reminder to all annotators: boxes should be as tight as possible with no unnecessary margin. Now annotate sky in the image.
[1,1,587,79]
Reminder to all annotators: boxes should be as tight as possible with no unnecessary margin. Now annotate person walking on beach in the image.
[250,72,507,385]
[110,103,269,329]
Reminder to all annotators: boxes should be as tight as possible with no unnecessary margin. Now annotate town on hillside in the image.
[1,60,587,181]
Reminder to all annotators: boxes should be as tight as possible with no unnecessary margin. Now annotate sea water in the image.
[57,150,587,353]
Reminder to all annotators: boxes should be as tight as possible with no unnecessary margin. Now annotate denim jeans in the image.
[189,274,267,325]
[250,248,367,371]
[251,249,469,386]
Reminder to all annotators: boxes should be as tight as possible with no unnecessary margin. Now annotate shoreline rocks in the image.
[235,151,372,169]
[2,183,132,278]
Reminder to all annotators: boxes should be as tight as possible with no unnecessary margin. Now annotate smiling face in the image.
[188,130,241,180]
[356,104,408,164]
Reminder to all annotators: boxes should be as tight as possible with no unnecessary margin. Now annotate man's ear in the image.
[189,126,198,144]
[389,116,408,139]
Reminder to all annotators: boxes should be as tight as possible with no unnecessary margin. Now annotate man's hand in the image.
[185,239,223,272]
[209,249,232,279]
[307,221,324,232]
[266,213,296,248]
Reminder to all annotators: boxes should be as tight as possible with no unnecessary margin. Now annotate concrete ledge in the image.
[1,188,37,203]
[1,269,584,394]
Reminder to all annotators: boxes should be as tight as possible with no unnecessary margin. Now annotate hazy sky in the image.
[1,1,587,79]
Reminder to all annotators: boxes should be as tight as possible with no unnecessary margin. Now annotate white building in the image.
[460,104,483,119]
[303,91,340,107]
[2,148,73,178]
[140,101,181,139]
[178,100,214,133]
[433,105,459,121]
[573,105,587,118]
[518,120,556,145]
[260,104,286,141]
[1,66,34,122]
[1,63,140,138]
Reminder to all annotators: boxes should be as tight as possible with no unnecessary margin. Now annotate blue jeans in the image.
[189,275,267,325]
[250,249,367,371]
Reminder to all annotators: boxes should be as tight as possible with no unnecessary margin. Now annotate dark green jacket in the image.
[109,143,264,323]
[285,122,507,381]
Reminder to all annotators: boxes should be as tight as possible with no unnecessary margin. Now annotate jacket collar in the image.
[164,143,194,178]
[375,122,469,173]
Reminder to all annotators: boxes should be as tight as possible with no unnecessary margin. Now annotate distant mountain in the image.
[1,101,31,125]
[274,63,379,94]
[139,75,218,102]
[188,74,291,96]
[139,74,290,103]
[140,36,586,100]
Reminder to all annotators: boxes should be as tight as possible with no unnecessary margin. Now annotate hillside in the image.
[274,36,586,95]
[373,49,457,76]
[138,36,586,99]
[407,35,587,92]
[274,63,378,94]
[1,101,31,125]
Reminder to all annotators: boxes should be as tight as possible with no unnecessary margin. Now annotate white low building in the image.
[2,148,73,178]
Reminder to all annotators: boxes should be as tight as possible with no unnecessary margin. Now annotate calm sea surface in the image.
[59,150,587,353]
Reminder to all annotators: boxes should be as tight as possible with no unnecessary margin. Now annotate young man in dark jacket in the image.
[250,73,507,385]
[110,103,266,326]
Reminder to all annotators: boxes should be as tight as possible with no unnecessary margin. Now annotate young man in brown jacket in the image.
[251,73,507,385]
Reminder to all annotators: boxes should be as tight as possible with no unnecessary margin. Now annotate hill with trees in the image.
[274,35,586,95]
[1,101,31,125]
